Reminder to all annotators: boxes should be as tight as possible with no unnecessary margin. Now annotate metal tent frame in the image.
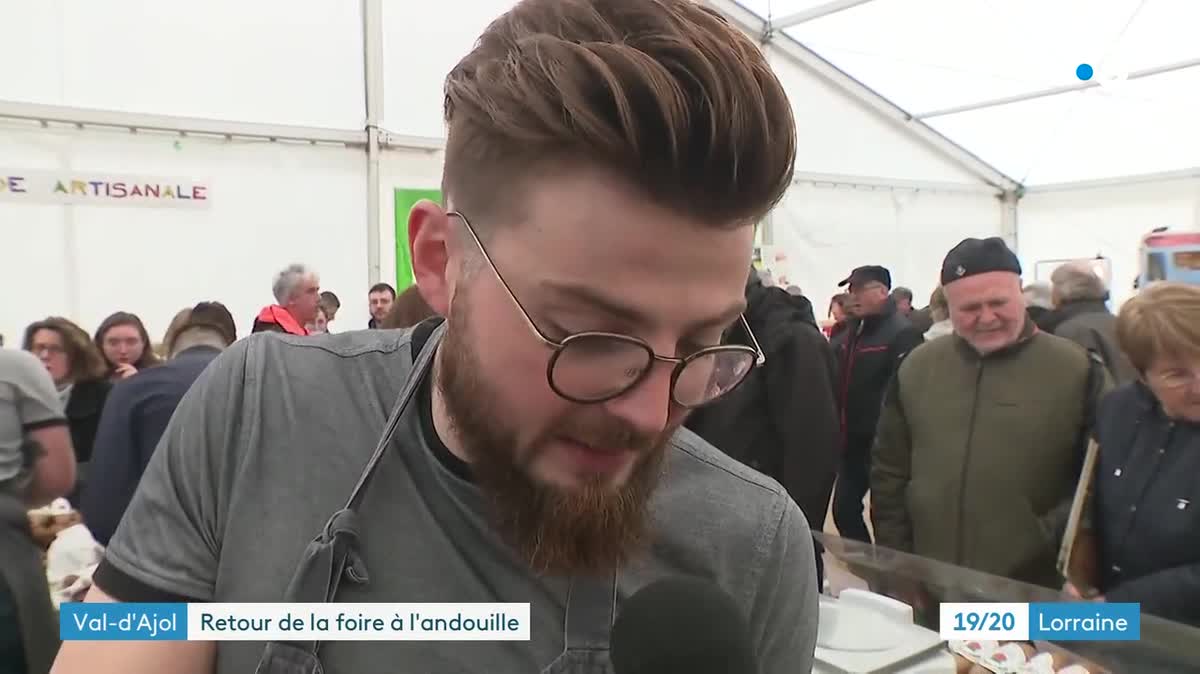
[3,0,1198,271]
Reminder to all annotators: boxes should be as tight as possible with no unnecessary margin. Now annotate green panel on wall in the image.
[393,188,442,291]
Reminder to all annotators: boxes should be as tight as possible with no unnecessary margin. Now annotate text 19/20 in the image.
[954,611,1016,632]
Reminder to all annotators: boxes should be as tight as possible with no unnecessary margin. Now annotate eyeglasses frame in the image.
[446,210,766,407]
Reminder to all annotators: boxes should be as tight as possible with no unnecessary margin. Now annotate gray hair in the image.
[1022,281,1053,309]
[272,263,317,304]
[1050,263,1107,303]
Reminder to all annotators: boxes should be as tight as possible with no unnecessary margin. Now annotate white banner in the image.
[0,169,211,208]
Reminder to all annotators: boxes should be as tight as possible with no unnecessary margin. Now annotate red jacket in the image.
[252,305,308,336]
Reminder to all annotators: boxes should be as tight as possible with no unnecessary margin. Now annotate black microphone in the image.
[610,577,759,674]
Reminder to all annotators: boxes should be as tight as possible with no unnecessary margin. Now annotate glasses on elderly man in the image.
[448,211,765,408]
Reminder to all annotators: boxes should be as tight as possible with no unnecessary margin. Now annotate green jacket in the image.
[870,324,1110,588]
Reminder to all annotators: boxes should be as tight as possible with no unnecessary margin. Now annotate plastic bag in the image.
[45,522,104,608]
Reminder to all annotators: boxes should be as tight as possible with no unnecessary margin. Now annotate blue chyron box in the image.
[60,603,188,641]
[1028,602,1140,641]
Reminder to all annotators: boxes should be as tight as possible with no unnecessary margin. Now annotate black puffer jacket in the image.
[830,299,922,445]
[685,277,838,533]
[1094,382,1200,626]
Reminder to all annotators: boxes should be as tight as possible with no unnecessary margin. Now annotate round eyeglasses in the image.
[448,210,765,408]
[547,330,759,407]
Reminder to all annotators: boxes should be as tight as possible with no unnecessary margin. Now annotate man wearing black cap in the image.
[871,237,1110,589]
[830,265,923,543]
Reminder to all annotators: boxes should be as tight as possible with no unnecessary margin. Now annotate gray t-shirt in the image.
[99,325,818,673]
[0,348,66,485]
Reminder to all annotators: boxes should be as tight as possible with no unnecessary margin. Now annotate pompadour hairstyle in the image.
[442,0,796,229]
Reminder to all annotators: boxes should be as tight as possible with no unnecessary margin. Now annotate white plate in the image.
[818,599,907,652]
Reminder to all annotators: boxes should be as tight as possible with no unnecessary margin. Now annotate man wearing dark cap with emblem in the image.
[870,237,1111,589]
[830,265,922,543]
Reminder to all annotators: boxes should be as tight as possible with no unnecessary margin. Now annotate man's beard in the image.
[436,295,670,577]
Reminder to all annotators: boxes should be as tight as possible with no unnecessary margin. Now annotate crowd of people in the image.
[4,237,1200,672]
[1,0,1198,672]
[0,267,445,672]
[809,241,1199,628]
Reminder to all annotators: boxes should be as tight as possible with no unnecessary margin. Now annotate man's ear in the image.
[409,200,454,316]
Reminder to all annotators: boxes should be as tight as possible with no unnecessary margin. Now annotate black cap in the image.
[838,265,891,290]
[941,237,1022,286]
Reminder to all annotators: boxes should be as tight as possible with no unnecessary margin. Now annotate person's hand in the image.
[1063,582,1105,601]
[114,363,138,379]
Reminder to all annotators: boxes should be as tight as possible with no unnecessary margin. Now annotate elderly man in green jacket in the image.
[870,237,1111,590]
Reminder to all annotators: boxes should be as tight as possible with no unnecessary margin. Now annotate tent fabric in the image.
[735,0,1200,186]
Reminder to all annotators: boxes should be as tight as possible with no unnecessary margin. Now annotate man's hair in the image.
[442,0,796,229]
[381,286,439,329]
[23,317,108,382]
[165,302,237,354]
[1050,262,1107,303]
[368,282,397,298]
[891,286,914,303]
[273,263,316,304]
[929,286,949,322]
[1117,282,1200,373]
[319,290,341,309]
[1022,281,1053,310]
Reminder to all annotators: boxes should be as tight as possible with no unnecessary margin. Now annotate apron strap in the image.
[341,321,444,514]
[563,571,618,652]
[260,323,445,662]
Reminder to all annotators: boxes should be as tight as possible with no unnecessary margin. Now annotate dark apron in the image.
[253,326,619,674]
[0,492,59,674]
[539,574,617,674]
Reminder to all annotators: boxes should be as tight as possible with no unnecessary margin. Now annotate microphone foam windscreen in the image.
[610,576,758,674]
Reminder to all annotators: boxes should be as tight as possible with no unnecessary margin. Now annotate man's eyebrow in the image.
[542,281,745,332]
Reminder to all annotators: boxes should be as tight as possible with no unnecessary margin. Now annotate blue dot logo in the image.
[1076,63,1094,81]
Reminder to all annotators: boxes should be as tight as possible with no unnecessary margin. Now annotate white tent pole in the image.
[771,0,879,29]
[700,0,1021,193]
[917,57,1200,120]
[0,100,366,145]
[363,0,386,287]
[1024,166,1200,193]
[1001,191,1020,254]
[793,171,1003,195]
[0,100,448,152]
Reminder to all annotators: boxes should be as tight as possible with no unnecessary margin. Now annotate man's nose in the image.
[603,363,673,438]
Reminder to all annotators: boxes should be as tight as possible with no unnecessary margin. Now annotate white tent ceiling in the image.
[733,0,1200,187]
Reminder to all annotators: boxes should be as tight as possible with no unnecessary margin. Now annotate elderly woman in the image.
[22,317,111,504]
[1072,282,1200,626]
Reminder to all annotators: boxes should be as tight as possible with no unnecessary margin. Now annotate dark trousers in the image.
[0,575,27,674]
[833,438,873,543]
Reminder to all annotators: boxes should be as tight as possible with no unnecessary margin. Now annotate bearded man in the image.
[52,1,818,673]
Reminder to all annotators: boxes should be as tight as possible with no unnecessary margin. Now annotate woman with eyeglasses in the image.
[22,317,112,505]
[1067,282,1200,626]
